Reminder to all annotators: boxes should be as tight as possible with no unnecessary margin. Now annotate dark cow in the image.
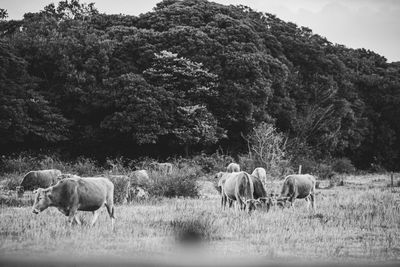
[244,175,269,212]
[221,171,254,212]
[280,174,316,212]
[19,169,62,195]
[251,167,267,185]
[32,177,115,228]
[226,163,240,173]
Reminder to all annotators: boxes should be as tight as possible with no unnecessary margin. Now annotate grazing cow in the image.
[251,167,267,185]
[32,177,115,228]
[280,174,316,212]
[221,171,254,212]
[217,172,268,211]
[226,163,240,173]
[243,175,269,212]
[150,162,173,174]
[19,169,62,194]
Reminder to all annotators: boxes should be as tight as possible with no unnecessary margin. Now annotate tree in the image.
[243,122,288,178]
[143,50,225,155]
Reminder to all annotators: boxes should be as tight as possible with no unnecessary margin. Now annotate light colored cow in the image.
[226,163,240,173]
[280,174,316,212]
[32,177,115,228]
[221,171,254,212]
[129,170,150,186]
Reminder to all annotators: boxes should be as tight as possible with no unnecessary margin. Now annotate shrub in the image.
[148,167,199,198]
[106,175,130,205]
[71,157,101,176]
[106,157,135,175]
[191,153,234,174]
[0,154,38,174]
[1,173,23,190]
[295,157,319,175]
[316,163,334,180]
[332,158,355,174]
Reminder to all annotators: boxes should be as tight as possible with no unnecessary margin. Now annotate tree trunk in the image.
[184,143,190,157]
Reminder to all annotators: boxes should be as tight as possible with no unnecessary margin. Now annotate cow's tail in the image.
[244,172,254,200]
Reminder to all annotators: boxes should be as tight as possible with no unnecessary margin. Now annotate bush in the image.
[106,175,130,205]
[295,157,319,175]
[0,154,38,174]
[1,173,23,190]
[106,157,135,175]
[316,163,334,180]
[71,157,101,176]
[332,158,355,174]
[148,167,199,198]
[191,153,234,174]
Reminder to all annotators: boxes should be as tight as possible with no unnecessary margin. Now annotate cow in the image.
[150,162,173,174]
[32,177,115,228]
[217,172,268,211]
[226,163,240,173]
[251,167,267,185]
[243,174,269,212]
[129,170,150,186]
[280,174,316,212]
[19,169,62,195]
[221,171,254,212]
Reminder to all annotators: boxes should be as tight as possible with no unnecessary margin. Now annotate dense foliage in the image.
[1,0,399,170]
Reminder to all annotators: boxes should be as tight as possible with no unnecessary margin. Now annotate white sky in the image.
[2,0,399,62]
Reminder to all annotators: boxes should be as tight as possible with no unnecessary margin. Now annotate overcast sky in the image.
[2,0,399,62]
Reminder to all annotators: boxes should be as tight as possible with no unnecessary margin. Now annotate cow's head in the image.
[32,188,53,214]
[245,199,262,213]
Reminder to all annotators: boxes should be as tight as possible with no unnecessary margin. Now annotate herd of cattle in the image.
[13,161,316,228]
[216,163,316,213]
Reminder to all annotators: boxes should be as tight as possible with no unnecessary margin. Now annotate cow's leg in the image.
[309,193,316,213]
[305,196,310,210]
[228,199,233,208]
[221,194,226,209]
[67,208,79,226]
[90,210,101,226]
[73,215,81,226]
[105,203,115,230]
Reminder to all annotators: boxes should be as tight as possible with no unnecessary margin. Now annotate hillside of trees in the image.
[1,0,399,171]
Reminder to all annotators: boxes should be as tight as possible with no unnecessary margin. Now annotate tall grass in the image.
[0,176,399,262]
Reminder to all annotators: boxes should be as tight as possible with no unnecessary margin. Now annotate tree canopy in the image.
[1,0,399,170]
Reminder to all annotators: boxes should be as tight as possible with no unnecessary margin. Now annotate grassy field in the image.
[1,174,400,265]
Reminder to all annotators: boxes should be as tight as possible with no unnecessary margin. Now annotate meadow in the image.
[1,173,399,265]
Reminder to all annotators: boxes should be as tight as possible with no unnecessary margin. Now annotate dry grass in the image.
[0,174,400,264]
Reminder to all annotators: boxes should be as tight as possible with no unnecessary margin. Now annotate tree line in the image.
[1,0,399,171]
